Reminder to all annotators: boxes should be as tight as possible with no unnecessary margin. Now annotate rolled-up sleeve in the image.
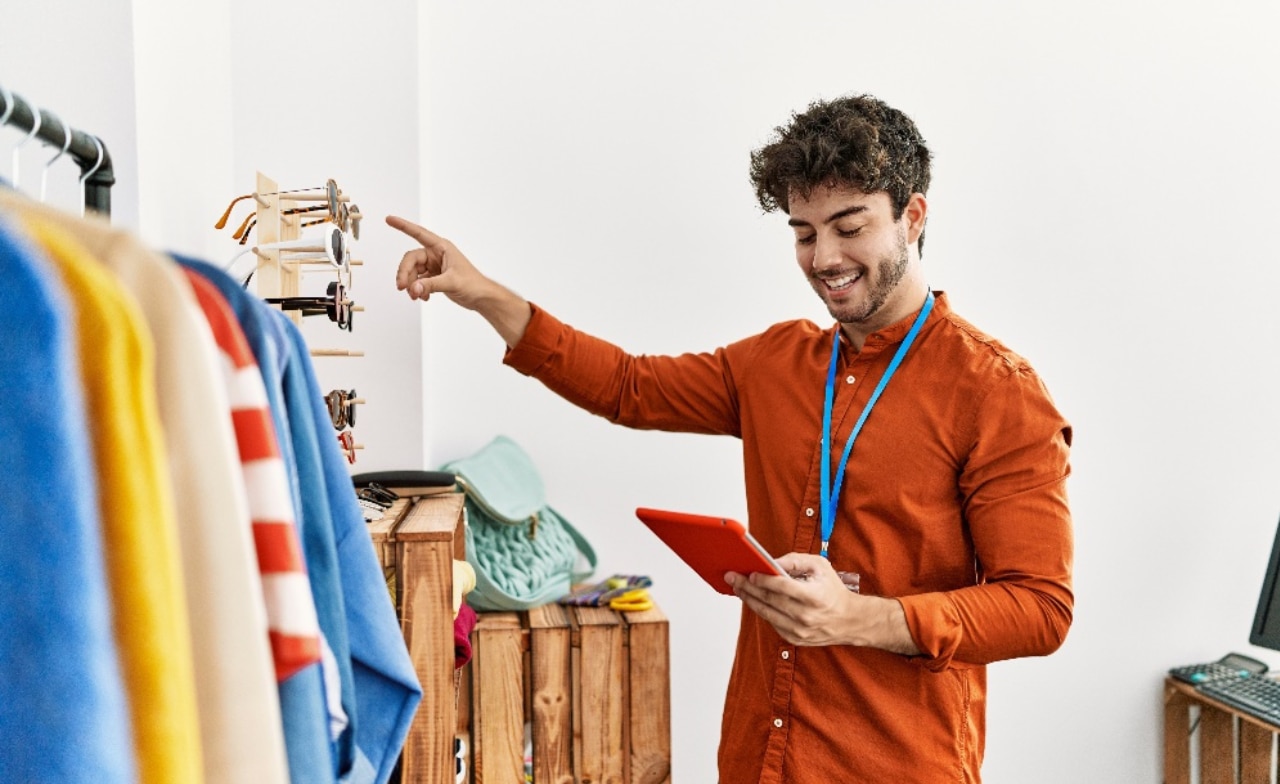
[899,365,1074,670]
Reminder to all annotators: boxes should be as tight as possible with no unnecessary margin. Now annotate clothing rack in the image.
[0,84,114,218]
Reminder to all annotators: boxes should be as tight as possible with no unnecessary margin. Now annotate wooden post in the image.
[1199,707,1234,784]
[528,603,574,784]
[622,606,671,784]
[1239,720,1274,783]
[471,613,526,784]
[251,172,299,313]
[397,494,465,784]
[571,606,626,784]
[1163,682,1192,784]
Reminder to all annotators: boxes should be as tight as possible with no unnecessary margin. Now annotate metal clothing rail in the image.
[0,84,114,218]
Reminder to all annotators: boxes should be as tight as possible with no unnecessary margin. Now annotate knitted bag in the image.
[441,435,597,612]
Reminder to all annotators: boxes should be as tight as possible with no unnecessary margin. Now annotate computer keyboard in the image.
[1169,661,1259,686]
[1177,666,1280,727]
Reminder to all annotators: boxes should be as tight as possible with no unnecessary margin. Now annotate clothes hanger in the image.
[39,113,72,203]
[0,85,15,128]
[10,95,40,188]
[77,136,103,218]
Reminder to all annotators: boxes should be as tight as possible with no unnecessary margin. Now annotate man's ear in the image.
[903,192,928,247]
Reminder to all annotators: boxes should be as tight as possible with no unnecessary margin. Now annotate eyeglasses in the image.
[264,280,354,331]
[325,387,362,430]
[216,179,357,242]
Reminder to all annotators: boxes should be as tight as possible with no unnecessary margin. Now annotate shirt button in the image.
[773,718,784,728]
[845,375,855,384]
[804,507,814,517]
[781,650,790,660]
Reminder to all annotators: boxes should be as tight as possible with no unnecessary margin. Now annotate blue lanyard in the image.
[819,290,935,558]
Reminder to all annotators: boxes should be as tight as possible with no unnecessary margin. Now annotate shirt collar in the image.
[835,290,949,353]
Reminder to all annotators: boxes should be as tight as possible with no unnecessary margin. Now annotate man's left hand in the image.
[727,553,921,655]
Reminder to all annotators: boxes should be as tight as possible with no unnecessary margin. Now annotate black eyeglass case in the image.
[351,469,457,491]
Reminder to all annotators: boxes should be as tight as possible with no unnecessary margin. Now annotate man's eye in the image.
[837,227,862,238]
[795,234,816,245]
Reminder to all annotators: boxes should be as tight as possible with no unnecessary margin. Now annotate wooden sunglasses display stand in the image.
[249,171,364,459]
[249,171,361,344]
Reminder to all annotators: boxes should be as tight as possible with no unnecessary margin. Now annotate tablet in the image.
[635,507,785,595]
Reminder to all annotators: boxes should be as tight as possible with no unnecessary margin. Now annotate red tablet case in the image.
[635,507,784,595]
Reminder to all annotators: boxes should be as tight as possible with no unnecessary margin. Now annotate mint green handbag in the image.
[441,435,597,612]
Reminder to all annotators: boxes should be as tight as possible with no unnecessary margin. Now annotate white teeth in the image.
[823,273,859,290]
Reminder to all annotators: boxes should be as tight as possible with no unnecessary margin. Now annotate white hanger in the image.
[10,95,40,188]
[77,136,103,218]
[39,113,71,203]
[0,85,15,128]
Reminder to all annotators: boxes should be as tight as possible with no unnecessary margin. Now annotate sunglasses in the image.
[325,387,363,430]
[264,280,354,331]
[295,180,361,240]
[216,179,358,242]
[337,429,358,464]
[276,225,350,273]
[357,482,399,509]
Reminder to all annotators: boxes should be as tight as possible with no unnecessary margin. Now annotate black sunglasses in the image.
[264,280,354,331]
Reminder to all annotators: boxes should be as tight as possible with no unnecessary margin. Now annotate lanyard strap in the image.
[819,290,935,558]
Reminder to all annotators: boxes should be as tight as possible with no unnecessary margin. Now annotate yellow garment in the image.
[24,216,204,784]
[452,559,476,617]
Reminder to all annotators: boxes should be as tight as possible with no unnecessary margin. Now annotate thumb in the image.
[410,266,459,300]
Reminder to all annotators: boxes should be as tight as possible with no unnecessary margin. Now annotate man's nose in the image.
[812,234,843,272]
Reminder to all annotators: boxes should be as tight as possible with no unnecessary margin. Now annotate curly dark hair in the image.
[749,94,932,251]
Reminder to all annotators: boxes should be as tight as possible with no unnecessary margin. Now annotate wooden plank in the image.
[472,613,526,784]
[623,606,671,784]
[456,662,473,784]
[457,661,473,736]
[399,492,466,541]
[1163,682,1193,784]
[1199,706,1235,784]
[252,172,295,304]
[528,603,574,784]
[1239,720,1274,783]
[364,497,409,548]
[368,498,412,611]
[399,532,458,784]
[572,606,627,784]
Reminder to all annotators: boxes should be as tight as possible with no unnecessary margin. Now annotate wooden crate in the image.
[369,495,671,784]
[467,602,671,784]
[368,493,467,784]
[1164,677,1278,783]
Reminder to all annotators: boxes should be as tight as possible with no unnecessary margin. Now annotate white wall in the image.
[6,1,1280,781]
[420,3,1280,783]
[0,0,139,225]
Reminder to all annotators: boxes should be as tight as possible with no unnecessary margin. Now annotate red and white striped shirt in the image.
[183,269,322,681]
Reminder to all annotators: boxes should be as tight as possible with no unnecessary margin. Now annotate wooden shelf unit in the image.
[1165,676,1279,783]
[370,493,673,783]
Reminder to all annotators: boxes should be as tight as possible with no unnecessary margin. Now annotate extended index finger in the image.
[386,214,448,249]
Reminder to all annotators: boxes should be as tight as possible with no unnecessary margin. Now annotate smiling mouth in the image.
[820,272,862,291]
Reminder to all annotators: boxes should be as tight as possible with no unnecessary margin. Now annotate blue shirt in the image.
[277,313,422,784]
[0,215,136,783]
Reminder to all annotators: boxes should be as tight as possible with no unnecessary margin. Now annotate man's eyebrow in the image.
[787,204,869,228]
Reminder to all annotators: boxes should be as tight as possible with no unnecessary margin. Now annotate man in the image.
[389,94,1073,783]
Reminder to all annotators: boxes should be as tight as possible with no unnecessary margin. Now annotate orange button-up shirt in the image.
[505,292,1073,783]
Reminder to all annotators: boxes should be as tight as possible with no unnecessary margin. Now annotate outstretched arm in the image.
[388,215,533,348]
